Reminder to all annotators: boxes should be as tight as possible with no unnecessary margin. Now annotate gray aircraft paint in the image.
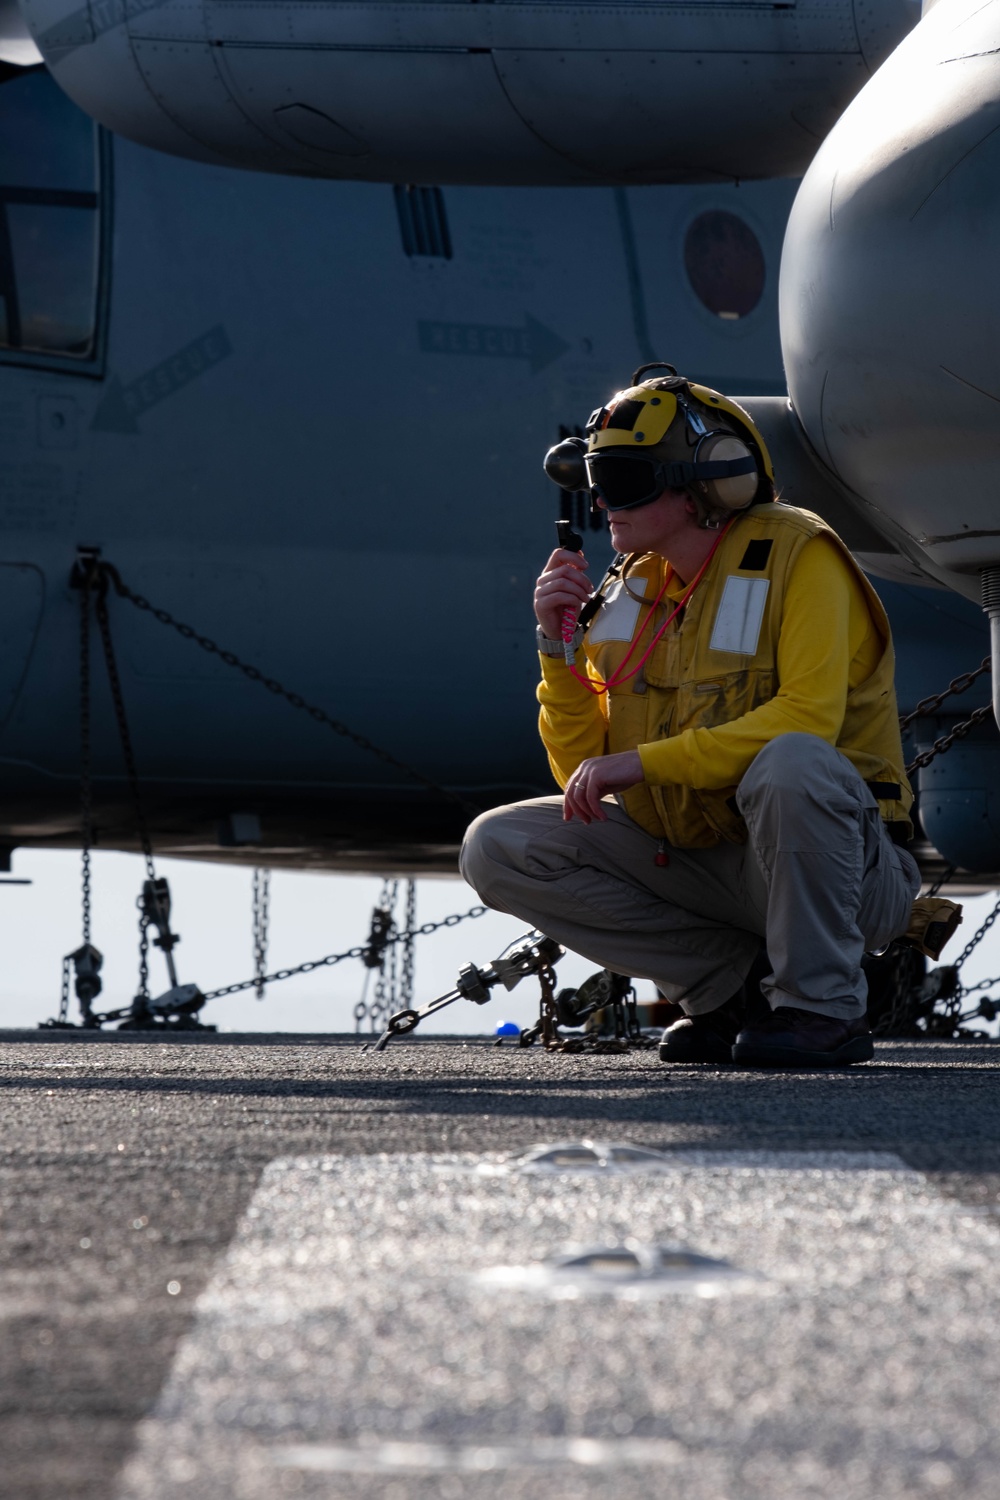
[91,326,232,433]
[36,0,169,62]
[0,96,815,867]
[0,12,997,874]
[417,314,569,374]
[614,188,657,367]
[19,0,920,186]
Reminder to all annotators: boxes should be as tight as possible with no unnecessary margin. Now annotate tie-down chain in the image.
[45,550,999,1040]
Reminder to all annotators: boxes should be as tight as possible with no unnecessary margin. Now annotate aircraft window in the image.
[684,211,765,321]
[394,185,453,259]
[0,69,101,360]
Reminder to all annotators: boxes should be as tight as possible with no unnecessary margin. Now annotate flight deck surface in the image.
[2,1033,999,1500]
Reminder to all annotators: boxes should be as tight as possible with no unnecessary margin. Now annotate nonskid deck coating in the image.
[1,1033,999,1499]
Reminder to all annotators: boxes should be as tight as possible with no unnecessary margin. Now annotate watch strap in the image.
[536,624,583,658]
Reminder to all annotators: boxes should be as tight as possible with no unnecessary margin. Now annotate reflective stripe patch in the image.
[709,575,770,655]
[587,574,647,643]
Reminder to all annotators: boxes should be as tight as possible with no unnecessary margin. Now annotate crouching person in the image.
[460,370,920,1067]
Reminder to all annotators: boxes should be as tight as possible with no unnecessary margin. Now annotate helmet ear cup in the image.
[693,433,758,512]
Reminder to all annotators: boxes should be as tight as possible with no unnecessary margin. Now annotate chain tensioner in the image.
[518,967,656,1052]
[48,549,212,1031]
[371,931,564,1051]
[370,935,655,1055]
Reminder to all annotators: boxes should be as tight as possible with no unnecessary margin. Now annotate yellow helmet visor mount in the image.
[587,389,679,453]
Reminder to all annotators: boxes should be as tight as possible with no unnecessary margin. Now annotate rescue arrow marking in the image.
[417,314,569,375]
[90,326,232,435]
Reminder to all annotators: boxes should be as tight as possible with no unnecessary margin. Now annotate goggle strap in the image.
[667,455,757,485]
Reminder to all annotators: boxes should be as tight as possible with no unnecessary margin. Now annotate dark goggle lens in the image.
[585,455,662,509]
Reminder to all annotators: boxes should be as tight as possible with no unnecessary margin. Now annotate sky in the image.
[1,848,999,1040]
[0,849,616,1037]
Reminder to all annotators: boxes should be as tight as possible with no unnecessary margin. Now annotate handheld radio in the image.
[556,519,583,554]
[555,519,585,664]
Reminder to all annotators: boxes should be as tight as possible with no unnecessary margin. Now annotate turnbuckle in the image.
[371,932,564,1051]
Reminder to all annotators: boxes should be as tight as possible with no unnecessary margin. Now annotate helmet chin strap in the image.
[687,486,730,531]
[697,507,727,531]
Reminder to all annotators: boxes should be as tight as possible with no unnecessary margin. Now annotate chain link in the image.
[898,655,992,734]
[357,879,417,1035]
[871,945,925,1037]
[954,894,1000,979]
[897,655,999,1030]
[928,894,1000,1032]
[205,902,487,1001]
[353,971,373,1033]
[100,563,480,819]
[93,579,156,882]
[957,974,1000,998]
[97,560,992,821]
[354,890,394,1033]
[78,570,1000,1031]
[92,562,993,814]
[135,906,151,1006]
[57,954,71,1025]
[928,864,956,897]
[904,703,995,776]
[79,569,94,947]
[370,879,399,1034]
[401,879,416,1009]
[355,880,421,1034]
[899,652,993,777]
[252,868,271,1000]
[870,894,1000,1038]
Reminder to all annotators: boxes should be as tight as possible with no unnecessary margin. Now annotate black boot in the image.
[658,949,771,1065]
[658,991,744,1065]
[732,1007,874,1068]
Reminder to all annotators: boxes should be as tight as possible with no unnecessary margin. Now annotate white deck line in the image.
[117,1147,1000,1500]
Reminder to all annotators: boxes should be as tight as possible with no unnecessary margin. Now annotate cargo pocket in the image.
[859,809,916,952]
[673,668,776,733]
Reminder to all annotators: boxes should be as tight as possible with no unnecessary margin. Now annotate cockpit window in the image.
[0,68,103,364]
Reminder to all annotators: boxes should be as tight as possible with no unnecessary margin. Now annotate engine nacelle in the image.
[21,0,917,185]
[781,0,1000,596]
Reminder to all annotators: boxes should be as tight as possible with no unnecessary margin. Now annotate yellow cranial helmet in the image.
[544,363,774,527]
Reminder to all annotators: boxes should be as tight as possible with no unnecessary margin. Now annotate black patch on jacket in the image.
[738,539,773,571]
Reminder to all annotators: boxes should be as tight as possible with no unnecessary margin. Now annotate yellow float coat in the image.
[537,502,913,848]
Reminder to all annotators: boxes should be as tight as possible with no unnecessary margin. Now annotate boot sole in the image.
[731,1034,874,1069]
[658,1038,736,1066]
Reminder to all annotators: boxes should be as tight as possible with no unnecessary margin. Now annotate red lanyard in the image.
[570,523,732,696]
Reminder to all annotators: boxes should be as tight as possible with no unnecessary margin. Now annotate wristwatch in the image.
[536,624,583,657]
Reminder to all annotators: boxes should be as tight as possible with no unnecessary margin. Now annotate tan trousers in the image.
[460,733,921,1021]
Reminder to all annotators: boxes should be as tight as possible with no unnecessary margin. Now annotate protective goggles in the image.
[583,450,756,511]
